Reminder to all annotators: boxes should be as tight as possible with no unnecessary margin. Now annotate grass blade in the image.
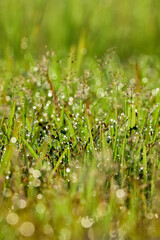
[22,137,38,160]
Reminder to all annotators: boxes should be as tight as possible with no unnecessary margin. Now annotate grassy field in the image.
[0,1,160,240]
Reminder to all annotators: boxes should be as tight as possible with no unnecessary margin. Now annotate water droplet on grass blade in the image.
[48,90,53,97]
[116,189,126,199]
[66,168,70,173]
[11,137,17,143]
[43,224,54,235]
[6,213,19,225]
[20,222,35,237]
[33,179,41,187]
[32,169,41,179]
[81,216,94,228]
[37,194,43,200]
[36,203,46,214]
[6,96,10,101]
[18,199,27,209]
[146,212,154,220]
[142,77,148,83]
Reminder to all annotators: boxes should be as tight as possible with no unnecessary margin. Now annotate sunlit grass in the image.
[0,50,160,239]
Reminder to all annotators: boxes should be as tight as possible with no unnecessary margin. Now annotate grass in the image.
[1,1,160,239]
[0,49,160,240]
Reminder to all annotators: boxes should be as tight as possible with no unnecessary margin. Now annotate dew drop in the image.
[11,137,17,143]
[81,216,94,228]
[20,222,35,237]
[6,213,19,225]
[116,189,125,199]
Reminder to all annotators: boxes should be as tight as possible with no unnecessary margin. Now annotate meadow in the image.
[0,1,160,239]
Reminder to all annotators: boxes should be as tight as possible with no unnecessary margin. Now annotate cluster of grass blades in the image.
[0,51,160,240]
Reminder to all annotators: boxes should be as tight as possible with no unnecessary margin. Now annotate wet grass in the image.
[0,50,160,239]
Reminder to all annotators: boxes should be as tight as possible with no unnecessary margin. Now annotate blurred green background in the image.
[0,0,160,61]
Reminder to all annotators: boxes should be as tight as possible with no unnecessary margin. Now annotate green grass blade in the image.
[22,137,38,160]
[7,101,16,139]
[49,148,68,180]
